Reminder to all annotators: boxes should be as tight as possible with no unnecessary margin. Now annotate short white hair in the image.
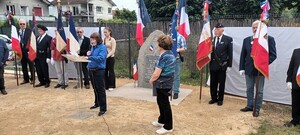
[76,27,84,32]
[252,20,260,26]
[19,19,26,24]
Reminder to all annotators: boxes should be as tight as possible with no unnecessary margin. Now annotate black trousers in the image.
[21,52,34,82]
[90,69,107,112]
[0,66,5,90]
[35,58,50,84]
[210,70,227,101]
[105,57,116,89]
[157,88,173,130]
[292,88,300,123]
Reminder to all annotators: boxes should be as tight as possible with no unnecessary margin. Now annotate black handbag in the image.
[155,76,174,89]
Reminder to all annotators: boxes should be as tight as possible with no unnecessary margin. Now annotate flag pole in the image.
[32,9,36,87]
[14,52,19,86]
[199,69,203,101]
[58,0,66,89]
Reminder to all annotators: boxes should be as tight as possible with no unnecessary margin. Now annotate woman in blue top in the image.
[85,32,108,116]
[149,34,176,134]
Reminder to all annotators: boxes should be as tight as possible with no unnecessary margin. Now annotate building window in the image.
[88,4,93,12]
[73,6,79,15]
[108,8,112,14]
[6,5,16,15]
[20,6,28,15]
[33,7,42,16]
[96,6,103,14]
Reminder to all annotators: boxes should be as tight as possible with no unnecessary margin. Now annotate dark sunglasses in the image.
[19,23,25,25]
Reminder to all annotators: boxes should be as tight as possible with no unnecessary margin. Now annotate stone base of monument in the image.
[106,83,192,106]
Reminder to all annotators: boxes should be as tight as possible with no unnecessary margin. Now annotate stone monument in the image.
[138,30,165,88]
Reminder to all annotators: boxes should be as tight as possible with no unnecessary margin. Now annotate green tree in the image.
[144,0,299,21]
[113,9,137,22]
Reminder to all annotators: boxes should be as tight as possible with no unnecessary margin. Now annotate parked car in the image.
[0,34,14,60]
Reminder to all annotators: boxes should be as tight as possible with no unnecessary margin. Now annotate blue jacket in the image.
[0,39,9,67]
[239,35,277,76]
[87,43,107,69]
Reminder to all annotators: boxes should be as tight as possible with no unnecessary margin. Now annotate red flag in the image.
[297,65,300,87]
[9,13,22,59]
[135,0,151,46]
[178,0,190,39]
[251,21,269,78]
[132,58,138,80]
[28,14,37,61]
[196,1,212,70]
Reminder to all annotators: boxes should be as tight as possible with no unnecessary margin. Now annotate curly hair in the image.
[157,34,173,50]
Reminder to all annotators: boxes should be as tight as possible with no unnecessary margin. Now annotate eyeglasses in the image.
[19,23,25,25]
[77,31,83,33]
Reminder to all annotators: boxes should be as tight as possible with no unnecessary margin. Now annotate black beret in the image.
[37,24,48,31]
[215,22,224,28]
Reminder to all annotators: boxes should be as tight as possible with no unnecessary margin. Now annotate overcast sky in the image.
[48,0,138,11]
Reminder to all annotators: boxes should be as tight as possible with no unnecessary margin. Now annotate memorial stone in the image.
[138,30,164,88]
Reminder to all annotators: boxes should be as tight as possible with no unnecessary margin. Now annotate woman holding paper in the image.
[85,32,107,116]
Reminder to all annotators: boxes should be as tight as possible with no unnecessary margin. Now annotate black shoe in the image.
[173,93,178,99]
[284,121,298,127]
[208,100,218,104]
[217,101,223,106]
[61,85,68,89]
[1,89,7,95]
[35,83,45,87]
[253,110,260,117]
[44,83,50,88]
[54,84,63,88]
[98,111,106,116]
[90,105,99,109]
[20,80,29,85]
[85,85,90,89]
[240,107,253,112]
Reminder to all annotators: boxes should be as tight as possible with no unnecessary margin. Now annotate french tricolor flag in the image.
[132,58,138,80]
[196,1,212,70]
[135,0,151,46]
[149,44,154,52]
[9,13,22,59]
[251,21,269,79]
[28,13,37,61]
[178,0,190,39]
[67,13,80,53]
[297,65,300,87]
[56,9,67,53]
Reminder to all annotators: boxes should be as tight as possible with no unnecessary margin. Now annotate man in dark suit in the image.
[209,23,233,106]
[0,39,9,95]
[74,27,90,89]
[285,48,300,127]
[239,20,277,117]
[19,19,34,85]
[35,24,52,88]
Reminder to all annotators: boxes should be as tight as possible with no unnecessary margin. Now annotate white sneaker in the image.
[108,88,114,91]
[156,127,173,134]
[152,121,164,127]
